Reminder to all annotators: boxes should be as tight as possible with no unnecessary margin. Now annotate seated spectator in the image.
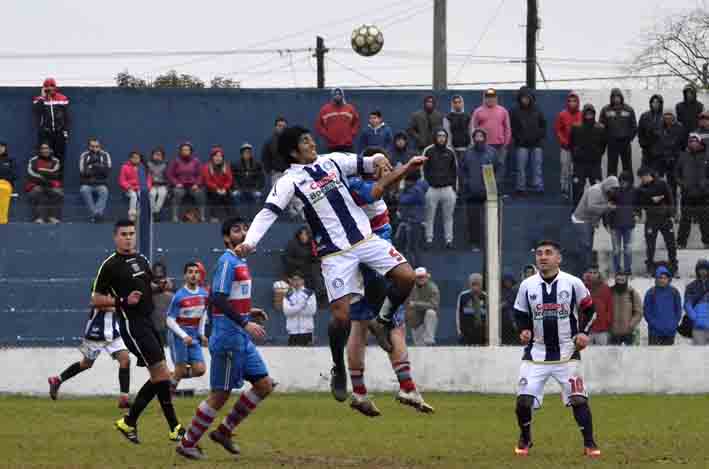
[606,171,636,273]
[456,273,488,346]
[423,129,458,249]
[582,266,613,345]
[232,143,265,205]
[570,104,606,207]
[168,142,205,223]
[609,271,643,345]
[202,145,233,223]
[390,132,414,167]
[636,167,678,277]
[151,261,176,342]
[146,147,169,222]
[510,86,546,195]
[315,87,360,152]
[684,259,709,345]
[676,134,709,249]
[118,151,142,221]
[79,137,111,223]
[643,265,682,346]
[405,267,440,346]
[395,171,428,268]
[282,271,317,346]
[0,139,17,224]
[25,142,63,224]
[283,226,323,295]
[500,273,519,345]
[359,110,393,153]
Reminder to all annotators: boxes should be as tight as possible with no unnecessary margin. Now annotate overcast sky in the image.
[0,0,705,89]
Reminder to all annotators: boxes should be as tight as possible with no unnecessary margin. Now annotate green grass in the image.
[1,393,707,468]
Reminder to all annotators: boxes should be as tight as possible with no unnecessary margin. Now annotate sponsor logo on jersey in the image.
[308,172,342,204]
[534,302,570,320]
[332,278,344,289]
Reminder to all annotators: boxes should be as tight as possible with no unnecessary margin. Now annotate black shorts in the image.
[119,314,165,368]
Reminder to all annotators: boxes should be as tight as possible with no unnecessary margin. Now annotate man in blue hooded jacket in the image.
[684,259,709,345]
[643,265,682,345]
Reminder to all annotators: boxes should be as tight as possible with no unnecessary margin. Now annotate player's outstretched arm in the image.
[211,293,266,339]
[371,155,427,199]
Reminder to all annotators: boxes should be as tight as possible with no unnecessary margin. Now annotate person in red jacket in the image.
[201,145,233,223]
[168,142,205,223]
[118,151,144,221]
[32,78,71,174]
[315,88,360,152]
[554,91,582,199]
[25,142,63,223]
[582,266,614,345]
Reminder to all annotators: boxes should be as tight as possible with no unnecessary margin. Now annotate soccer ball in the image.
[351,24,384,57]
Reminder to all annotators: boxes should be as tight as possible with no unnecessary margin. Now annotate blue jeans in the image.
[573,222,595,274]
[611,227,633,273]
[79,184,108,216]
[516,147,543,192]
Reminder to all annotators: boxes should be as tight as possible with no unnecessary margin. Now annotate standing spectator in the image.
[599,88,637,176]
[443,95,471,162]
[471,89,511,193]
[0,140,17,224]
[232,143,266,205]
[651,111,685,201]
[606,171,637,273]
[638,94,665,167]
[395,171,428,268]
[684,259,709,345]
[675,84,704,135]
[510,86,546,195]
[405,267,440,346]
[282,271,317,346]
[391,132,415,167]
[315,88,360,152]
[695,111,709,146]
[609,271,643,345]
[118,151,142,222]
[25,143,63,223]
[636,166,678,277]
[262,116,289,187]
[676,133,709,249]
[283,226,322,295]
[32,78,70,169]
[422,129,458,249]
[582,266,613,345]
[570,104,607,207]
[151,261,176,342]
[168,143,205,223]
[456,273,488,346]
[146,147,169,222]
[408,95,444,152]
[643,266,682,346]
[500,273,519,345]
[78,138,111,223]
[554,91,582,199]
[201,145,233,223]
[358,110,393,153]
[460,128,500,250]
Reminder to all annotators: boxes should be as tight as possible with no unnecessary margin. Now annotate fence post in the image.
[482,164,500,346]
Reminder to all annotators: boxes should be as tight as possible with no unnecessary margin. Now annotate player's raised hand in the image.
[407,155,428,169]
[233,242,255,258]
[245,322,266,339]
[519,329,532,345]
[575,333,590,351]
[126,291,142,305]
[182,335,193,346]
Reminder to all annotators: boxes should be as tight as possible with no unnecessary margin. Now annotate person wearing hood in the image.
[500,272,519,345]
[606,171,637,273]
[408,95,444,151]
[25,142,63,224]
[232,143,266,201]
[571,176,619,276]
[79,137,112,223]
[638,94,665,167]
[262,116,289,186]
[582,266,614,345]
[201,145,233,223]
[168,142,205,223]
[315,88,360,152]
[684,259,709,345]
[146,147,169,221]
[395,170,428,268]
[675,84,705,135]
[554,92,582,198]
[650,111,686,201]
[0,140,17,224]
[443,95,471,160]
[32,78,70,170]
[599,88,637,177]
[460,128,500,250]
[570,104,607,207]
[636,166,678,276]
[471,89,512,194]
[676,133,709,248]
[643,265,682,345]
[358,110,393,153]
[390,132,415,167]
[422,128,458,249]
[510,86,547,195]
[609,271,642,345]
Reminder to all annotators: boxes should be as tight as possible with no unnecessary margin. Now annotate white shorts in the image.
[517,360,588,409]
[79,337,128,362]
[321,235,407,303]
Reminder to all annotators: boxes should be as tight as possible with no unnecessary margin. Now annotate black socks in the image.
[59,362,84,382]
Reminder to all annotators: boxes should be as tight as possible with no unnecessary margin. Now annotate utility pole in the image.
[433,0,447,91]
[526,0,539,89]
[315,36,328,89]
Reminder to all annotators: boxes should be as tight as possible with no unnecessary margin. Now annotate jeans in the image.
[491,144,507,194]
[172,186,206,221]
[516,147,543,192]
[149,185,168,215]
[395,221,424,268]
[573,222,595,274]
[465,201,484,248]
[692,329,709,345]
[124,190,139,217]
[410,309,438,346]
[560,148,573,196]
[207,191,234,221]
[611,227,633,273]
[424,186,456,243]
[28,186,64,221]
[80,184,108,217]
[645,220,677,267]
[610,334,635,345]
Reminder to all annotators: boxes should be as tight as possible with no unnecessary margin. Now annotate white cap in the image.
[415,267,428,277]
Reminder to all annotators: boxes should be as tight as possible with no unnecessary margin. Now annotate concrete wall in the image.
[3,346,708,396]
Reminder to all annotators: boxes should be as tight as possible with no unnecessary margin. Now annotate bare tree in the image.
[630,8,709,88]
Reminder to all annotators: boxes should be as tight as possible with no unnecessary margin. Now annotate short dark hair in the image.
[184,261,200,274]
[289,270,304,279]
[278,126,310,164]
[361,146,390,158]
[87,137,99,144]
[637,166,653,177]
[114,219,135,233]
[222,216,248,236]
[535,239,561,251]
[275,116,287,125]
[151,146,165,157]
[369,110,382,118]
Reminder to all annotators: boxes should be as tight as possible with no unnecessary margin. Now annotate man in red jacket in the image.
[201,145,233,223]
[33,78,71,173]
[554,92,582,199]
[583,266,613,345]
[315,88,360,152]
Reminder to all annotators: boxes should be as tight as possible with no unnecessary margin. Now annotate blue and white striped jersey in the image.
[84,308,121,342]
[513,270,593,363]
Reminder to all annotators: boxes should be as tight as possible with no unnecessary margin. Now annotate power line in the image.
[453,0,508,81]
[326,56,386,87]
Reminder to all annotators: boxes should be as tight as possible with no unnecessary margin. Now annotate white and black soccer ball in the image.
[351,24,384,57]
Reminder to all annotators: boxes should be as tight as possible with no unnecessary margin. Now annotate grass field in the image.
[1,393,708,469]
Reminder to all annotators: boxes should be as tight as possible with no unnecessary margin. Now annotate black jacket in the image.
[636,178,674,225]
[570,120,607,165]
[509,86,547,148]
[606,186,636,230]
[676,84,705,133]
[652,119,686,163]
[261,133,289,173]
[79,150,112,185]
[599,88,637,141]
[233,157,266,192]
[444,111,471,149]
[0,152,16,184]
[638,94,664,152]
[422,134,457,188]
[283,229,316,276]
[32,92,71,133]
[675,148,709,199]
